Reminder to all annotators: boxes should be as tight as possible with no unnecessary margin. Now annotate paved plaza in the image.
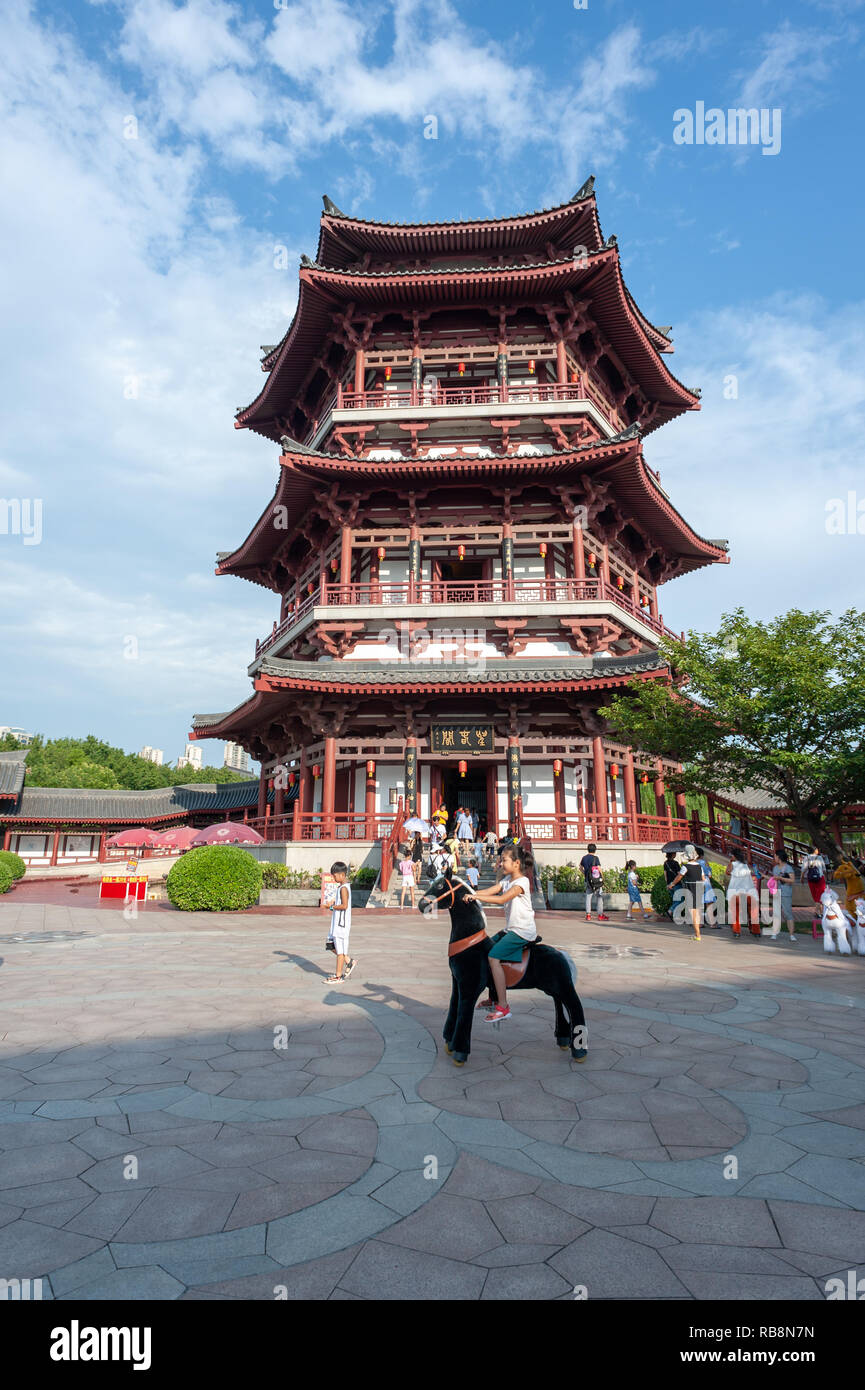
[1,895,865,1300]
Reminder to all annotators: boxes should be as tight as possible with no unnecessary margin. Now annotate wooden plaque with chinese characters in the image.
[430,724,495,755]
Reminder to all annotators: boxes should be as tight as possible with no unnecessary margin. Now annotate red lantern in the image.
[616,575,624,590]
[457,544,466,561]
[610,763,619,780]
[587,552,597,569]
[312,764,321,780]
[458,760,467,779]
[384,365,392,381]
[307,581,314,594]
[528,358,536,374]
[377,546,386,562]
[553,759,563,777]
[288,771,296,786]
[330,557,338,573]
[641,772,649,785]
[366,760,376,779]
[268,778,274,791]
[570,370,579,384]
[457,361,466,376]
[539,542,547,559]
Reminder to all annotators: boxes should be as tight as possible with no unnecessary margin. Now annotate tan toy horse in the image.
[835,861,865,918]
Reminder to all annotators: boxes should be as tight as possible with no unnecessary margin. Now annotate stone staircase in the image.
[366,853,546,912]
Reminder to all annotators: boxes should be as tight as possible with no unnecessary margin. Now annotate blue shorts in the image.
[489,930,534,962]
[627,885,643,903]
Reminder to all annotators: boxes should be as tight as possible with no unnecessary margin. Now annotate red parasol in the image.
[189,822,264,847]
[105,827,161,848]
[151,826,199,851]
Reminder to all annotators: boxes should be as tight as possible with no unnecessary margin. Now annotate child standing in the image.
[625,860,651,922]
[466,844,536,1024]
[465,860,480,892]
[398,845,416,909]
[323,861,355,982]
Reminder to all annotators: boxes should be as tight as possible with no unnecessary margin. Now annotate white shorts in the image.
[332,925,351,956]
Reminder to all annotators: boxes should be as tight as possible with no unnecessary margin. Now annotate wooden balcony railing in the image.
[247,811,399,842]
[255,578,681,658]
[333,378,622,424]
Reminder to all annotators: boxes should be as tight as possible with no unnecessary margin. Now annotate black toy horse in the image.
[418,869,588,1065]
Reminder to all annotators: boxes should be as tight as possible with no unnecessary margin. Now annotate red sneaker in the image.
[585,914,592,921]
[597,914,610,921]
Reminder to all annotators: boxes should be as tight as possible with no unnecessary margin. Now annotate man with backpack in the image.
[800,847,828,912]
[580,842,608,921]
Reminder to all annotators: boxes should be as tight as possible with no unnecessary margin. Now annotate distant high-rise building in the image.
[0,725,32,745]
[139,746,164,766]
[223,741,250,773]
[176,744,203,771]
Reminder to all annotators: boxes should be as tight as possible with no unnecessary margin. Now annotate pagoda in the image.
[190,180,729,857]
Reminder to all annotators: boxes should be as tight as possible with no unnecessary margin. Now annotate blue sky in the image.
[1,0,863,767]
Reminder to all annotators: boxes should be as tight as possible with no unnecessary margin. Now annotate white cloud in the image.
[648,293,865,630]
[736,22,839,110]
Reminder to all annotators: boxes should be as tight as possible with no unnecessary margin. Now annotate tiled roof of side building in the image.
[3,779,296,822]
[0,753,28,799]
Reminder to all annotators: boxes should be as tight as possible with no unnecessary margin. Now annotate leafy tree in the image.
[8,734,252,790]
[602,608,865,865]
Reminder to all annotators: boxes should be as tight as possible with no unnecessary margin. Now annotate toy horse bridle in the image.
[424,874,473,911]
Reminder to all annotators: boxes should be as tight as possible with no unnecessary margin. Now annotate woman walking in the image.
[668,846,705,941]
[769,850,797,942]
[697,851,719,928]
[411,830,424,885]
[725,852,760,937]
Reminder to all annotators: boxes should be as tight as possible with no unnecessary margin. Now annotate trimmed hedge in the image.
[166,846,262,912]
[0,863,15,895]
[0,850,26,881]
[352,867,378,888]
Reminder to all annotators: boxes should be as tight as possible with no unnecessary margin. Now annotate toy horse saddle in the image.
[501,941,542,988]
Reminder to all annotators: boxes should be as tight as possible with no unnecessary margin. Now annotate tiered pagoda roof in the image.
[216,428,728,591]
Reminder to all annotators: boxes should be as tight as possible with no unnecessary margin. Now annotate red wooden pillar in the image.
[97,833,106,863]
[340,522,352,598]
[257,767,267,823]
[322,737,337,838]
[555,338,567,384]
[430,764,442,819]
[653,763,667,820]
[365,764,377,839]
[354,346,365,396]
[485,764,498,836]
[572,518,585,583]
[675,791,688,826]
[600,541,611,591]
[408,522,420,602]
[502,521,515,600]
[592,737,608,838]
[649,587,659,621]
[50,830,61,866]
[624,749,638,841]
[3,829,11,852]
[553,762,566,840]
[773,817,785,855]
[274,777,285,836]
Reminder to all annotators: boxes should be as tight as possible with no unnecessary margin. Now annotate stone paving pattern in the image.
[1,897,865,1299]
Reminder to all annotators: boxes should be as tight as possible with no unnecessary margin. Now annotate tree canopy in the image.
[0,734,250,790]
[601,607,865,862]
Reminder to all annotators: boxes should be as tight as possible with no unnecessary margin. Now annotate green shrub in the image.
[166,846,262,912]
[554,864,579,893]
[352,867,378,888]
[260,862,290,889]
[0,850,26,880]
[0,864,14,894]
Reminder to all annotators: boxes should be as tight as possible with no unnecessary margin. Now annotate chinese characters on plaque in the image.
[507,743,522,811]
[430,724,495,755]
[404,745,418,815]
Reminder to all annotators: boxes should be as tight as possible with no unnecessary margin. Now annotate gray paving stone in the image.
[785,1154,865,1208]
[736,1174,846,1206]
[775,1121,865,1157]
[661,1242,797,1274]
[0,1118,95,1148]
[443,1153,541,1200]
[339,1238,487,1300]
[674,1270,822,1300]
[768,1200,865,1260]
[472,1242,562,1267]
[64,1192,150,1240]
[197,1245,363,1300]
[366,1167,453,1216]
[651,1196,780,1246]
[484,1194,589,1246]
[223,1182,343,1229]
[378,1194,502,1259]
[606,1224,678,1248]
[50,1247,117,1296]
[57,1266,186,1300]
[376,1123,457,1172]
[550,1227,691,1299]
[0,1219,103,1277]
[522,1142,640,1187]
[481,1263,573,1299]
[266,1191,398,1265]
[112,1188,239,1242]
[535,1184,654,1226]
